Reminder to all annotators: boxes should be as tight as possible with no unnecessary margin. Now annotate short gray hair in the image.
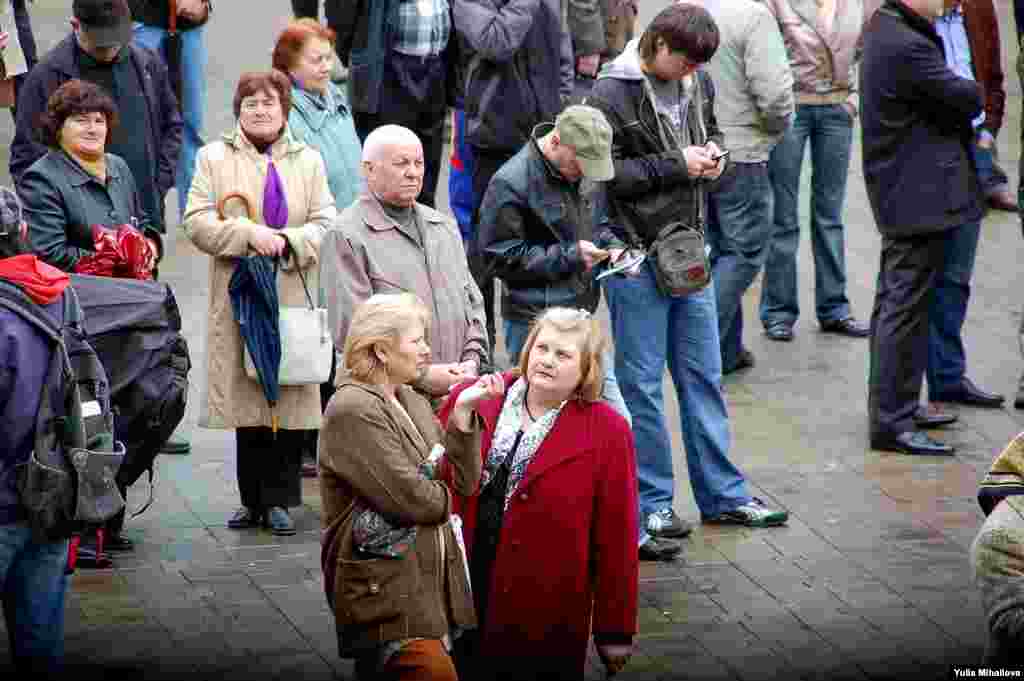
[361,124,422,164]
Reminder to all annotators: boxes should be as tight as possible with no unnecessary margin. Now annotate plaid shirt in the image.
[391,0,451,58]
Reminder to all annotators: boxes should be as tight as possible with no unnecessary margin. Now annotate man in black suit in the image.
[861,0,988,455]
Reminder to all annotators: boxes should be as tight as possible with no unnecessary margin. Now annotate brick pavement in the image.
[3,1,1024,679]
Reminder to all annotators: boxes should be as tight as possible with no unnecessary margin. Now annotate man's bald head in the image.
[361,125,426,208]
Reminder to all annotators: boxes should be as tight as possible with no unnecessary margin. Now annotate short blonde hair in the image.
[516,308,606,403]
[344,293,430,383]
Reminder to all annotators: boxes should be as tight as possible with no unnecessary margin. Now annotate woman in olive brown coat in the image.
[319,292,502,680]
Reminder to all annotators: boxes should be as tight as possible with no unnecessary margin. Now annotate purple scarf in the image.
[263,153,289,229]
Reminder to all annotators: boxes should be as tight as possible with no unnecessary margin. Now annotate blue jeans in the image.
[707,162,773,371]
[926,220,981,396]
[504,317,631,426]
[761,103,853,328]
[0,523,68,674]
[133,22,207,219]
[603,264,751,544]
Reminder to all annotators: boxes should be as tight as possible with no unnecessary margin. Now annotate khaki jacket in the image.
[321,193,489,376]
[320,379,481,655]
[763,0,862,111]
[183,125,336,430]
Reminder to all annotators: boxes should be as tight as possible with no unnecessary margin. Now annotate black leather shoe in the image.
[871,431,954,455]
[931,377,1006,408]
[820,316,870,337]
[723,349,755,375]
[265,506,296,536]
[227,506,263,529]
[913,404,957,429]
[764,323,794,342]
[639,536,682,562]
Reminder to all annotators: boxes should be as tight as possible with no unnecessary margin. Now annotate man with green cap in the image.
[477,104,629,421]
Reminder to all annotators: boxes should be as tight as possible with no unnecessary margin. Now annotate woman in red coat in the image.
[438,307,639,680]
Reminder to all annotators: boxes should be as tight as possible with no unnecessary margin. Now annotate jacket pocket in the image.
[338,555,420,626]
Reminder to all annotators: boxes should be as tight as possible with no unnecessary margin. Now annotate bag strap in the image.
[275,234,317,311]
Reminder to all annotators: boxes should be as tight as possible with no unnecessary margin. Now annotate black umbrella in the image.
[229,254,281,433]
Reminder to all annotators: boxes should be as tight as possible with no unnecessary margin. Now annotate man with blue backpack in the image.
[0,189,73,674]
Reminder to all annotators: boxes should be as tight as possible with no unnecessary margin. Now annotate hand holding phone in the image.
[711,149,730,162]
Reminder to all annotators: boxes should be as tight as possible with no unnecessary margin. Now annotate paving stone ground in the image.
[3,2,1024,680]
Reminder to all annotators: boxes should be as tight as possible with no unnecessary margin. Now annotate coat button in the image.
[519,492,529,502]
[369,582,380,594]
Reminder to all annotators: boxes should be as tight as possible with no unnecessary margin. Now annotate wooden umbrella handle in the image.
[216,191,255,221]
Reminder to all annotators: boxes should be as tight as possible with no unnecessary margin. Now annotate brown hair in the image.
[344,293,431,384]
[516,308,606,403]
[638,3,719,65]
[36,79,119,149]
[272,18,337,74]
[232,70,293,120]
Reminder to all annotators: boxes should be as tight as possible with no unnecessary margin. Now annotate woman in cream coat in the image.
[183,70,335,535]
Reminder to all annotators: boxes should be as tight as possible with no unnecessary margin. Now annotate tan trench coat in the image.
[321,193,489,376]
[183,125,336,430]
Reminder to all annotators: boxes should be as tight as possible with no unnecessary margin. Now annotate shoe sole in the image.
[270,528,297,536]
[703,515,789,528]
[648,525,693,539]
[764,329,794,342]
[870,441,955,456]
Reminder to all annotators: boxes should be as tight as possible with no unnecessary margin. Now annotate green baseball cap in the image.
[555,105,614,182]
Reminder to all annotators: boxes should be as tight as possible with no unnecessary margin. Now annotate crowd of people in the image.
[2,0,1024,677]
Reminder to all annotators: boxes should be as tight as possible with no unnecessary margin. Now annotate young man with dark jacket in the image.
[477,104,628,421]
[0,191,72,675]
[10,0,182,234]
[588,4,788,563]
[127,0,209,225]
[861,0,987,455]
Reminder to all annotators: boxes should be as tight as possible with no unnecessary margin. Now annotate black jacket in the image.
[19,151,162,272]
[10,36,183,208]
[587,45,725,249]
[478,129,600,322]
[453,0,573,154]
[859,1,984,239]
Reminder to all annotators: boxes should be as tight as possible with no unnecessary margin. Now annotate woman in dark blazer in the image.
[19,79,161,273]
[439,307,639,681]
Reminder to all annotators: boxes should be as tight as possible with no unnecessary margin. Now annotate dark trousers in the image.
[353,53,447,209]
[236,427,303,509]
[470,146,516,365]
[868,232,948,440]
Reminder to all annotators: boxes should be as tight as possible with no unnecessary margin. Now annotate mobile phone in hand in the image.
[711,149,730,162]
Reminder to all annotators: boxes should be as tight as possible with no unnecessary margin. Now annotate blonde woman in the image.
[319,292,501,680]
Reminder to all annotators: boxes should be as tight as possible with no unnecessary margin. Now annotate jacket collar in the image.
[290,82,350,131]
[221,123,306,161]
[882,0,944,48]
[54,33,137,77]
[335,377,433,459]
[474,371,592,490]
[359,191,444,237]
[54,149,124,188]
